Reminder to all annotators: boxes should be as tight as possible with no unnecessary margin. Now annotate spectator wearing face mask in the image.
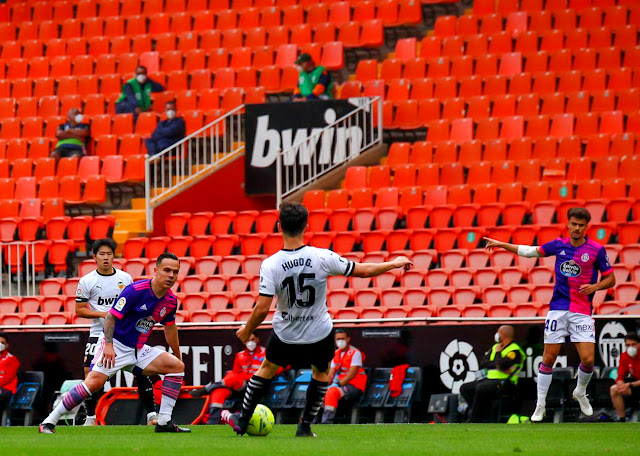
[115,65,165,120]
[292,53,333,101]
[321,329,367,424]
[459,325,525,423]
[51,108,90,161]
[144,101,186,156]
[0,332,20,425]
[610,332,640,421]
[190,334,287,424]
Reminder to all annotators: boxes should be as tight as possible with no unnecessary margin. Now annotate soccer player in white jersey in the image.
[222,202,412,437]
[75,239,158,426]
[484,207,615,422]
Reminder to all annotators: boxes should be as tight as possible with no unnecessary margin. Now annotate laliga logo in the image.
[250,108,364,168]
[439,339,478,394]
[599,321,627,367]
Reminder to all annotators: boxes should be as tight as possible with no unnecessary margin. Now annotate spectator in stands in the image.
[190,334,286,424]
[51,108,90,161]
[293,53,333,101]
[115,65,164,120]
[459,325,525,423]
[321,329,367,424]
[0,332,20,424]
[610,332,640,422]
[144,101,186,156]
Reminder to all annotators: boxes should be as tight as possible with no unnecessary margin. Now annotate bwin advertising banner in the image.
[245,99,369,195]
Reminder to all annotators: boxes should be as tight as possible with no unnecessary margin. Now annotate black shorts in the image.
[265,331,335,372]
[83,336,99,368]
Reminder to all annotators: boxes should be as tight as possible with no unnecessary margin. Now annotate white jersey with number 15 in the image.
[259,245,355,345]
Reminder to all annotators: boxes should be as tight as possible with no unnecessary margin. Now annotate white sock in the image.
[575,364,593,396]
[44,383,91,425]
[536,363,553,407]
[158,373,184,426]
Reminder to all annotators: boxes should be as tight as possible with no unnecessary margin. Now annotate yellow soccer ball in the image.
[247,404,275,436]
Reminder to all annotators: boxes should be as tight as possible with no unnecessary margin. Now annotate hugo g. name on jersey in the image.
[259,245,355,344]
[76,268,133,337]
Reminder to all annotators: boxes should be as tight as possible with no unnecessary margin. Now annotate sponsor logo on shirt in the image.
[280,312,315,322]
[98,296,118,306]
[581,253,590,262]
[560,250,566,256]
[140,304,147,310]
[135,317,155,333]
[560,260,581,277]
[160,307,167,318]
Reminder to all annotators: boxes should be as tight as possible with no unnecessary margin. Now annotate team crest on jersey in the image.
[560,260,581,277]
[160,307,167,317]
[581,253,590,262]
[118,281,125,290]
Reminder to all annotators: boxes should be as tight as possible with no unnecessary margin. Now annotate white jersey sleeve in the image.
[259,263,277,297]
[321,251,355,277]
[76,275,91,303]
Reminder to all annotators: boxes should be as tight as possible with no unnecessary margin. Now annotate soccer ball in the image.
[247,404,275,436]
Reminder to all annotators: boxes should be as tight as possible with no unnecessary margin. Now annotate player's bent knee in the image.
[610,385,618,395]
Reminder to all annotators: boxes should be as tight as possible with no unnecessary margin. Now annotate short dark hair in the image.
[136,65,147,72]
[156,252,180,266]
[92,238,117,255]
[567,207,591,223]
[0,331,8,343]
[279,202,308,237]
[335,329,348,336]
[625,332,639,343]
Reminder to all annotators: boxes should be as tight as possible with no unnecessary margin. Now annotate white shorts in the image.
[543,310,595,344]
[90,334,164,377]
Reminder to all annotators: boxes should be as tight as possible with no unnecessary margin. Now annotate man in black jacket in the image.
[144,101,186,156]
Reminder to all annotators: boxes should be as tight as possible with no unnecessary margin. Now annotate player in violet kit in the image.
[221,202,412,437]
[39,253,190,434]
[484,207,615,422]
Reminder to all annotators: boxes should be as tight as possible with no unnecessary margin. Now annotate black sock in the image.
[84,388,102,417]
[136,373,156,415]
[240,375,271,421]
[301,379,329,424]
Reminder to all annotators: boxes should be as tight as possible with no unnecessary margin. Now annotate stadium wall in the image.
[12,321,632,395]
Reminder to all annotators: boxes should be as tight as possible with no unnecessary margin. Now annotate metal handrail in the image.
[275,97,383,208]
[145,105,245,231]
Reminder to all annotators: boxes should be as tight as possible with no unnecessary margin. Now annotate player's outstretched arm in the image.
[483,237,542,257]
[236,295,272,343]
[75,301,108,319]
[351,256,413,278]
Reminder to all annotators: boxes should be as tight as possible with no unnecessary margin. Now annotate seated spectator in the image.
[610,332,640,422]
[115,65,164,119]
[321,329,367,424]
[51,108,90,161]
[460,325,525,423]
[0,332,20,425]
[144,101,186,156]
[293,53,333,101]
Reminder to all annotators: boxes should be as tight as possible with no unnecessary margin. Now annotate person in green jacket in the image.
[293,53,333,101]
[460,325,526,423]
[115,66,165,120]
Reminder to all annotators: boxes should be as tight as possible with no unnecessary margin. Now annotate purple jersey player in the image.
[40,253,191,434]
[484,207,615,423]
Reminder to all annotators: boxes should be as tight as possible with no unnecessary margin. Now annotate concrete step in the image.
[131,198,146,210]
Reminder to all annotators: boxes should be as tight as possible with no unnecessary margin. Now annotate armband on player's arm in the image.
[516,245,541,258]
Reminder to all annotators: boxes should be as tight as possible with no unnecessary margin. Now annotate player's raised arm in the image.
[351,256,413,278]
[483,237,543,258]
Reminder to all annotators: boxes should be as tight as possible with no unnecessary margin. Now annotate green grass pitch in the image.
[3,424,640,456]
